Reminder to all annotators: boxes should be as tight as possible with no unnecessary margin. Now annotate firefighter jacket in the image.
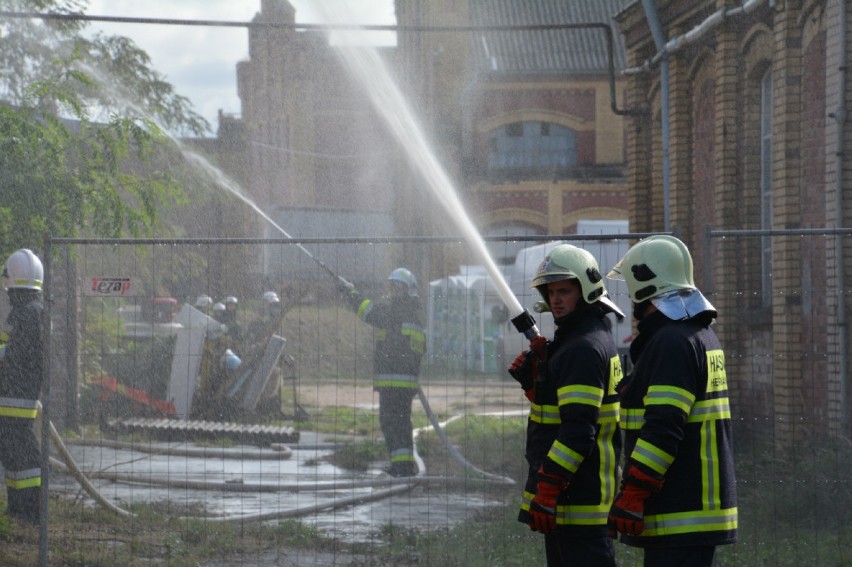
[0,290,44,420]
[352,292,425,389]
[518,304,623,536]
[618,309,737,548]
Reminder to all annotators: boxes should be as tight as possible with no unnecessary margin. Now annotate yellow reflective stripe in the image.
[0,408,38,419]
[401,324,426,354]
[631,438,675,476]
[643,507,738,536]
[620,407,644,430]
[547,440,583,474]
[6,467,41,489]
[11,279,41,289]
[0,395,39,418]
[529,403,561,424]
[356,299,372,319]
[598,401,620,424]
[374,374,418,389]
[390,448,414,463]
[687,398,731,423]
[520,490,533,512]
[645,385,695,414]
[557,384,603,408]
[699,420,722,509]
[598,421,618,505]
[556,503,611,526]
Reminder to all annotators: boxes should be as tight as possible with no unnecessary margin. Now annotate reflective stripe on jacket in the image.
[518,305,622,536]
[618,310,737,548]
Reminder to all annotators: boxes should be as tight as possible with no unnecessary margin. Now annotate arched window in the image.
[487,121,577,171]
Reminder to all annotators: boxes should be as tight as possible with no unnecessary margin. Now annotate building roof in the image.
[469,0,630,75]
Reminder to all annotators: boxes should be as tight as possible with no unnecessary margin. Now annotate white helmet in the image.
[195,294,213,308]
[213,302,226,313]
[262,291,280,304]
[225,296,238,306]
[388,268,418,297]
[3,249,43,290]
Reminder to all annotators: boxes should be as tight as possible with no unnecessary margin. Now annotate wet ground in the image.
[50,428,513,546]
[43,378,525,565]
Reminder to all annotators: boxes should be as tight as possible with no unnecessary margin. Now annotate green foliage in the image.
[0,0,210,255]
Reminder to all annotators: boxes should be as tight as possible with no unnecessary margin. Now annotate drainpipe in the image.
[832,0,849,430]
[640,0,671,231]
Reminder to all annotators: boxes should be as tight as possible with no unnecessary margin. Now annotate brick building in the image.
[396,0,631,264]
[615,0,851,441]
[217,0,631,274]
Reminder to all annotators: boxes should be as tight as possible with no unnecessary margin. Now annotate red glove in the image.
[508,336,548,401]
[607,464,664,537]
[508,351,538,399]
[529,467,569,534]
[528,335,547,359]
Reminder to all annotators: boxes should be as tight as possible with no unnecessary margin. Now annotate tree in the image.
[0,0,211,253]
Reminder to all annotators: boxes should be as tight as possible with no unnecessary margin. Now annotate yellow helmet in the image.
[531,244,624,319]
[607,235,695,302]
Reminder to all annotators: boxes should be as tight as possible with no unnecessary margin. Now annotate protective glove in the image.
[507,336,548,401]
[508,351,538,396]
[529,467,569,534]
[528,335,547,359]
[607,464,664,538]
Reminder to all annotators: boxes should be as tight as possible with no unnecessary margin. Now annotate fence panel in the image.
[15,233,851,565]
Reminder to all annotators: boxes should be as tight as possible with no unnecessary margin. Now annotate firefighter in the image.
[341,268,425,477]
[508,244,624,566]
[606,235,737,566]
[212,301,226,323]
[195,294,213,314]
[0,249,45,525]
[222,296,243,343]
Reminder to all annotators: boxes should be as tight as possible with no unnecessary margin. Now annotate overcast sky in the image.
[85,0,395,135]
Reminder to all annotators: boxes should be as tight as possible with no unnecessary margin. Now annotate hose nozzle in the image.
[511,310,541,341]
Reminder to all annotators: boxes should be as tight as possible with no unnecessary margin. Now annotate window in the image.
[759,70,773,305]
[487,121,577,171]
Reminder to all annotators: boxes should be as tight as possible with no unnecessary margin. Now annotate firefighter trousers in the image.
[377,387,417,477]
[0,417,42,525]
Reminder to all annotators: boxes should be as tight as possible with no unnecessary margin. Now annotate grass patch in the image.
[296,405,379,436]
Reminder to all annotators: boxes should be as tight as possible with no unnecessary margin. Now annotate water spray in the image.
[315,1,541,345]
[76,60,355,290]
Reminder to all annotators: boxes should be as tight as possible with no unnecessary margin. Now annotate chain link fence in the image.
[13,232,850,565]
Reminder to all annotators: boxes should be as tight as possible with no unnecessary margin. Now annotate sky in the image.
[84,0,396,135]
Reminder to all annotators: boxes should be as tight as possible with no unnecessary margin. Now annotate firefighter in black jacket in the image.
[342,268,425,477]
[606,235,737,567]
[0,249,45,525]
[509,244,624,566]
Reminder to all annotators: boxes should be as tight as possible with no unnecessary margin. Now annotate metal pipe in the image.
[641,0,671,231]
[832,0,848,430]
[625,0,768,74]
